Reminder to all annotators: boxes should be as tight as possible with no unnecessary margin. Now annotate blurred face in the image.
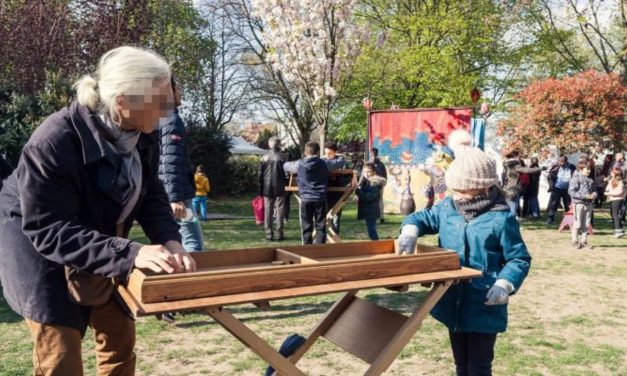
[324,148,336,159]
[363,167,375,179]
[452,188,488,201]
[617,153,625,162]
[116,79,175,134]
[581,167,590,176]
[559,157,567,166]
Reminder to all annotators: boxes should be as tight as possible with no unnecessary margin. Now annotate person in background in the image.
[518,159,530,217]
[283,150,299,223]
[605,168,625,238]
[284,142,329,244]
[610,152,627,224]
[611,152,627,178]
[158,78,203,324]
[579,153,597,226]
[355,162,386,240]
[369,147,387,224]
[0,46,196,375]
[545,155,576,225]
[158,77,203,253]
[322,141,347,235]
[397,130,531,376]
[594,165,606,208]
[568,161,597,249]
[502,149,545,219]
[193,165,210,222]
[258,137,288,241]
[522,157,542,219]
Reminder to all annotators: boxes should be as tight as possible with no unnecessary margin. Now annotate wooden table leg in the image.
[206,307,307,376]
[364,281,453,376]
[325,188,355,244]
[268,291,358,376]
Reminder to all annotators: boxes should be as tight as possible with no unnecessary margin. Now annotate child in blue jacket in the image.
[397,130,532,376]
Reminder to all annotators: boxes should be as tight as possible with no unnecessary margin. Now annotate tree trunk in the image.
[622,0,627,84]
[298,125,311,154]
[319,119,326,157]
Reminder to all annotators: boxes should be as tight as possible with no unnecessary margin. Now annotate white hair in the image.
[74,46,171,115]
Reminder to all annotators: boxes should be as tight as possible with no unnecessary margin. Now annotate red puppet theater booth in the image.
[367,108,472,214]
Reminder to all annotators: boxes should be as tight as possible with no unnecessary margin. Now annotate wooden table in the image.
[285,169,357,243]
[117,240,482,375]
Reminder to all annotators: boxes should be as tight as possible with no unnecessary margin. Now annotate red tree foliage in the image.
[498,70,626,154]
[0,0,150,94]
[239,122,274,144]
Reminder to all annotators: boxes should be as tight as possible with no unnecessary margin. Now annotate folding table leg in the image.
[206,307,307,376]
[269,291,358,376]
[325,189,354,244]
[364,281,454,376]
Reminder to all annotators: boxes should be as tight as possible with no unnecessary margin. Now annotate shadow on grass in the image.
[173,290,433,329]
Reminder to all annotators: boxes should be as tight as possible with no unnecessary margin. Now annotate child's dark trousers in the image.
[449,331,497,376]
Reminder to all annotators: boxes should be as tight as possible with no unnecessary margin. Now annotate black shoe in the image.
[545,218,554,225]
[162,312,176,323]
[276,235,285,241]
[380,219,385,224]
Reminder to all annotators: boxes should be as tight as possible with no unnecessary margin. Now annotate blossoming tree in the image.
[251,0,363,154]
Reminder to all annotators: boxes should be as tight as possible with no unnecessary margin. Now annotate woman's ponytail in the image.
[74,75,100,112]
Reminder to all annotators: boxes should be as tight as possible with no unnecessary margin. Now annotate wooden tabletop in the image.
[117,267,482,317]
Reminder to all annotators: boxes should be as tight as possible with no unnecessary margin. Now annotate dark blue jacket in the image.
[158,109,195,203]
[0,101,180,333]
[356,175,386,219]
[284,156,329,202]
[402,197,531,333]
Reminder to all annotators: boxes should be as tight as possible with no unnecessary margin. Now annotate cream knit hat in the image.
[444,130,499,191]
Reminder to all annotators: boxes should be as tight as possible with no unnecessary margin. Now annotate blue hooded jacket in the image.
[402,197,532,333]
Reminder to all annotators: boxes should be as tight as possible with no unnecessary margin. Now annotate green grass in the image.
[1,195,626,375]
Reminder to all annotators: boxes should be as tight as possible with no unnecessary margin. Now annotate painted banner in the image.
[471,118,486,150]
[367,108,472,214]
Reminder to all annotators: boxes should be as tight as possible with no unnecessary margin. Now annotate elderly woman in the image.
[0,46,196,375]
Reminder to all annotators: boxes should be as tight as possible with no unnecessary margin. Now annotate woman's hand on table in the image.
[134,245,182,274]
[164,240,197,273]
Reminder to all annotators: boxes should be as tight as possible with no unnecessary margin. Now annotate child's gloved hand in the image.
[485,279,515,305]
[397,225,419,254]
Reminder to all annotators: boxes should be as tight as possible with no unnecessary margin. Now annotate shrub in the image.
[187,123,233,195]
[221,155,260,196]
[0,71,73,165]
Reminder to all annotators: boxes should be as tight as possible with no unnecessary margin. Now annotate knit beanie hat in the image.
[444,130,499,190]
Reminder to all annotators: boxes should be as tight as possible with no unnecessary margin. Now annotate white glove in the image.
[485,279,515,306]
[397,225,419,254]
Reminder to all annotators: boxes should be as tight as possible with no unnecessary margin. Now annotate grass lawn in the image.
[1,194,626,375]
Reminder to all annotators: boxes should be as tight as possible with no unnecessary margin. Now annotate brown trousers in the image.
[25,297,136,376]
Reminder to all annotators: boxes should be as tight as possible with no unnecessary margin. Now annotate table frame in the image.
[286,169,357,243]
[117,267,481,376]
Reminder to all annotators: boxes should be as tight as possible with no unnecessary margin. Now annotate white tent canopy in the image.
[230,136,269,155]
